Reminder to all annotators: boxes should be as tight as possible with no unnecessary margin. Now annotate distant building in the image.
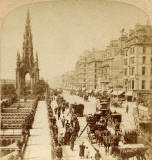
[0,79,31,88]
[0,79,16,87]
[60,71,76,89]
[75,54,87,89]
[123,24,152,99]
[59,23,152,97]
[99,36,127,90]
[86,49,104,90]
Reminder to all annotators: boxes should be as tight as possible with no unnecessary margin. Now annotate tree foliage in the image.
[1,84,16,97]
[32,79,48,95]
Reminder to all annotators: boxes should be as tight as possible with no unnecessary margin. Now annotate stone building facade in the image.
[86,49,104,90]
[123,24,152,98]
[75,55,87,89]
[60,23,152,96]
[98,36,127,91]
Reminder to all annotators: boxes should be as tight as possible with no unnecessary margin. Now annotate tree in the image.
[33,79,48,95]
[1,84,16,97]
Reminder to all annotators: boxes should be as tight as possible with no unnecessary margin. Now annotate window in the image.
[129,57,135,64]
[143,47,146,54]
[132,47,134,54]
[132,57,135,63]
[142,67,146,75]
[124,59,127,65]
[150,80,152,90]
[129,58,131,64]
[142,56,146,64]
[132,67,135,75]
[132,80,134,89]
[124,68,127,76]
[129,68,131,75]
[142,80,145,89]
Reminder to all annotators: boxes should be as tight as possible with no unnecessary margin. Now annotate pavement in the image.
[23,101,53,160]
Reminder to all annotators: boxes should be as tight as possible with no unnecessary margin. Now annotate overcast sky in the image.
[0,0,148,82]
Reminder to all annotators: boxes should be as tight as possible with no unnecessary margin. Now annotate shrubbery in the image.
[32,79,49,96]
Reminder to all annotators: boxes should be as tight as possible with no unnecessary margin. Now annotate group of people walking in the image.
[47,94,63,160]
[47,90,103,160]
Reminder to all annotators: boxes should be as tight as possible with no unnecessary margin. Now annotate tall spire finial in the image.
[22,9,34,66]
[17,51,20,62]
[36,51,38,62]
[26,9,30,25]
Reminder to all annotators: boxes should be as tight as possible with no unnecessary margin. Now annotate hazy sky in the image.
[0,0,148,82]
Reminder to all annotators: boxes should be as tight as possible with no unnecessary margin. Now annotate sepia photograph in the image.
[0,0,152,159]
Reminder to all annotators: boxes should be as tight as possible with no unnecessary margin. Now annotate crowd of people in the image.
[47,92,82,159]
[45,88,149,160]
[46,90,104,160]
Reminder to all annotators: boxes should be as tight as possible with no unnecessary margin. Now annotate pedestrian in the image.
[59,133,64,145]
[126,105,129,113]
[62,104,65,114]
[79,142,85,159]
[58,107,61,120]
[95,149,101,160]
[73,118,80,137]
[85,146,90,159]
[65,120,70,130]
[55,144,63,160]
[54,106,57,115]
[61,116,66,128]
[70,135,76,151]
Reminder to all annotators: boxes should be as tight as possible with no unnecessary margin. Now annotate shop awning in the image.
[111,90,125,96]
[125,91,133,96]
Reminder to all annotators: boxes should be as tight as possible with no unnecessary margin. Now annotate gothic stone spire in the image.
[22,9,34,67]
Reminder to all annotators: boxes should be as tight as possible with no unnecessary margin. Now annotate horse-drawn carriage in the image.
[118,144,148,160]
[86,108,110,143]
[96,99,110,112]
[72,103,84,117]
[111,113,122,123]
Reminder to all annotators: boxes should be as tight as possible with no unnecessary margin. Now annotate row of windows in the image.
[124,57,135,65]
[124,68,135,76]
[124,67,152,76]
[142,67,152,75]
[141,80,152,90]
[127,80,152,90]
[124,56,152,66]
[125,46,152,56]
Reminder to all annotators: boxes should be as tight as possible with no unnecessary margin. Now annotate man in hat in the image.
[70,134,76,151]
[79,142,85,159]
[95,149,101,160]
[55,144,63,160]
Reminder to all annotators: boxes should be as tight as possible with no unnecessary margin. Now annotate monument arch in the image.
[16,10,39,96]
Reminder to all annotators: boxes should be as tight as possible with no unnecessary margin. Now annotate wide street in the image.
[51,92,117,160]
[20,91,139,160]
[63,91,136,133]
